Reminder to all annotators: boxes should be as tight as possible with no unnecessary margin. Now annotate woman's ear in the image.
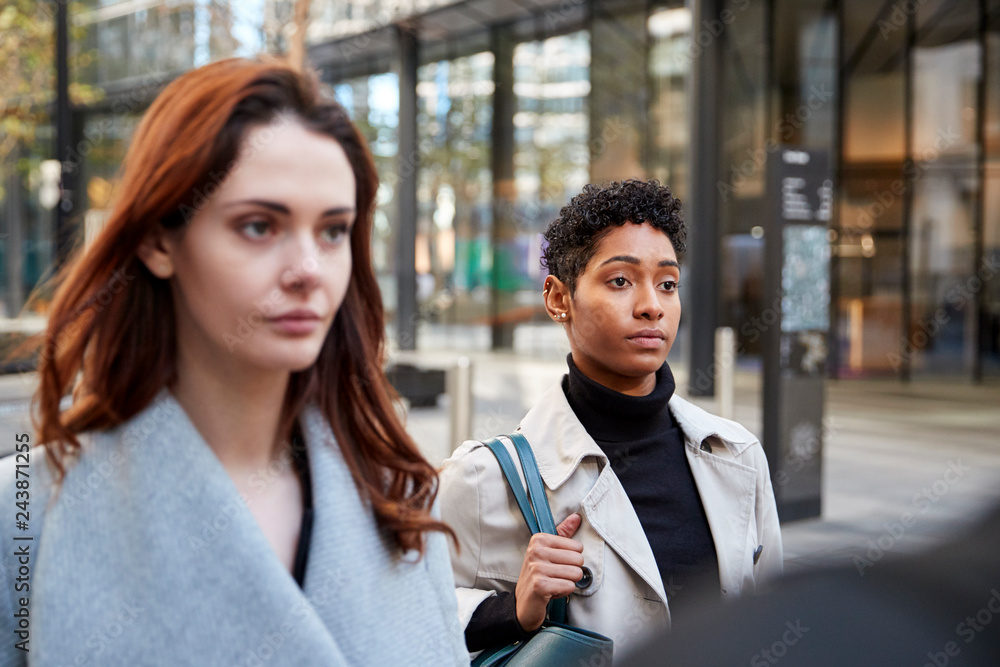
[136,228,176,280]
[543,275,571,322]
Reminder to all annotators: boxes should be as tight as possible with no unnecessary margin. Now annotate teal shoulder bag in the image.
[472,432,614,667]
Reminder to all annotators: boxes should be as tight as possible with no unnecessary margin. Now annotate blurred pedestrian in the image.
[626,501,1000,666]
[0,59,467,666]
[438,179,783,660]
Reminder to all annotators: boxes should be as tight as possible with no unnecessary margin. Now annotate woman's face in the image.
[143,119,356,377]
[563,222,681,395]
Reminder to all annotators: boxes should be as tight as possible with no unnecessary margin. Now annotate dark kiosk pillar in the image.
[762,147,831,521]
[55,0,75,268]
[490,28,516,350]
[395,25,419,351]
[686,0,723,396]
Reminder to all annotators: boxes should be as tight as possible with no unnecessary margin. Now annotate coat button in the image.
[576,566,593,589]
[700,441,712,453]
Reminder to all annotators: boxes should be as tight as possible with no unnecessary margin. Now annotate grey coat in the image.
[0,390,469,666]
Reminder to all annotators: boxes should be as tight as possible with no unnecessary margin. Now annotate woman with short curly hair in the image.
[439,179,783,660]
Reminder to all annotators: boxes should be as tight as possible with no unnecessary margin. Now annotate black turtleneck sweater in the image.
[563,355,719,612]
[464,357,720,651]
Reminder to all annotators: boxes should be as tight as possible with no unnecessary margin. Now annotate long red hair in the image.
[31,58,453,554]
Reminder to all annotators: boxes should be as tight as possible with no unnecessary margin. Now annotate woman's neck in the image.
[170,347,292,476]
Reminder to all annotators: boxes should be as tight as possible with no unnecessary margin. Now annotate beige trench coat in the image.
[438,380,783,659]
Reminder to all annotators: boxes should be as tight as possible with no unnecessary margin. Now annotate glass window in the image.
[836,0,908,376]
[509,31,590,351]
[649,5,691,202]
[907,0,981,375]
[414,53,494,345]
[715,0,768,356]
[513,31,590,223]
[334,73,400,319]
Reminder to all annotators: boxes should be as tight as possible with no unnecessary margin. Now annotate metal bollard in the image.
[448,356,473,449]
[714,327,735,420]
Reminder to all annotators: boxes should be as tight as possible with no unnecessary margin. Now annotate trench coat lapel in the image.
[671,396,758,597]
[34,391,349,666]
[579,467,669,605]
[518,381,762,606]
[519,382,669,605]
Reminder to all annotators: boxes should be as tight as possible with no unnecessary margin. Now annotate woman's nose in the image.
[280,236,321,291]
[635,282,664,320]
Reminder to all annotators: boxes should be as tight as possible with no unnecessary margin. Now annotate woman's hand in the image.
[514,513,584,632]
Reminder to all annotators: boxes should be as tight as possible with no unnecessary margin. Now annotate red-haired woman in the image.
[0,59,468,666]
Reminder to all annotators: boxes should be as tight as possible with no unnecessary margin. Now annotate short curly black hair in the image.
[541,179,686,293]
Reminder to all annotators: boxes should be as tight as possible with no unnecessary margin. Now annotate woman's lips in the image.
[269,311,321,335]
[627,329,665,349]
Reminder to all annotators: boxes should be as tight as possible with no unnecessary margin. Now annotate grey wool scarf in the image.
[0,390,469,666]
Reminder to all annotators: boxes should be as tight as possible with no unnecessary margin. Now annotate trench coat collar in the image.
[517,377,763,604]
[668,394,757,456]
[518,378,756,491]
[518,380,607,490]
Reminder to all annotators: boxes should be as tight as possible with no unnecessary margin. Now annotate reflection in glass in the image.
[649,5,691,202]
[335,74,400,318]
[513,31,590,283]
[907,0,981,375]
[415,53,494,339]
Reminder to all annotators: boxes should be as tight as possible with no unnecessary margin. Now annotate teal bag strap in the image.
[482,437,540,534]
[482,432,568,625]
[507,432,557,534]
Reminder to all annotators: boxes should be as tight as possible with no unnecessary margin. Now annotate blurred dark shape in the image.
[385,363,446,407]
[0,333,37,374]
[626,503,1000,666]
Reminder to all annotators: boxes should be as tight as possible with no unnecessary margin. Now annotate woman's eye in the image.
[610,276,629,287]
[240,220,272,239]
[661,280,679,292]
[321,223,351,244]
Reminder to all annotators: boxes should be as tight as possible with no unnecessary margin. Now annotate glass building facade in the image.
[2,0,997,382]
